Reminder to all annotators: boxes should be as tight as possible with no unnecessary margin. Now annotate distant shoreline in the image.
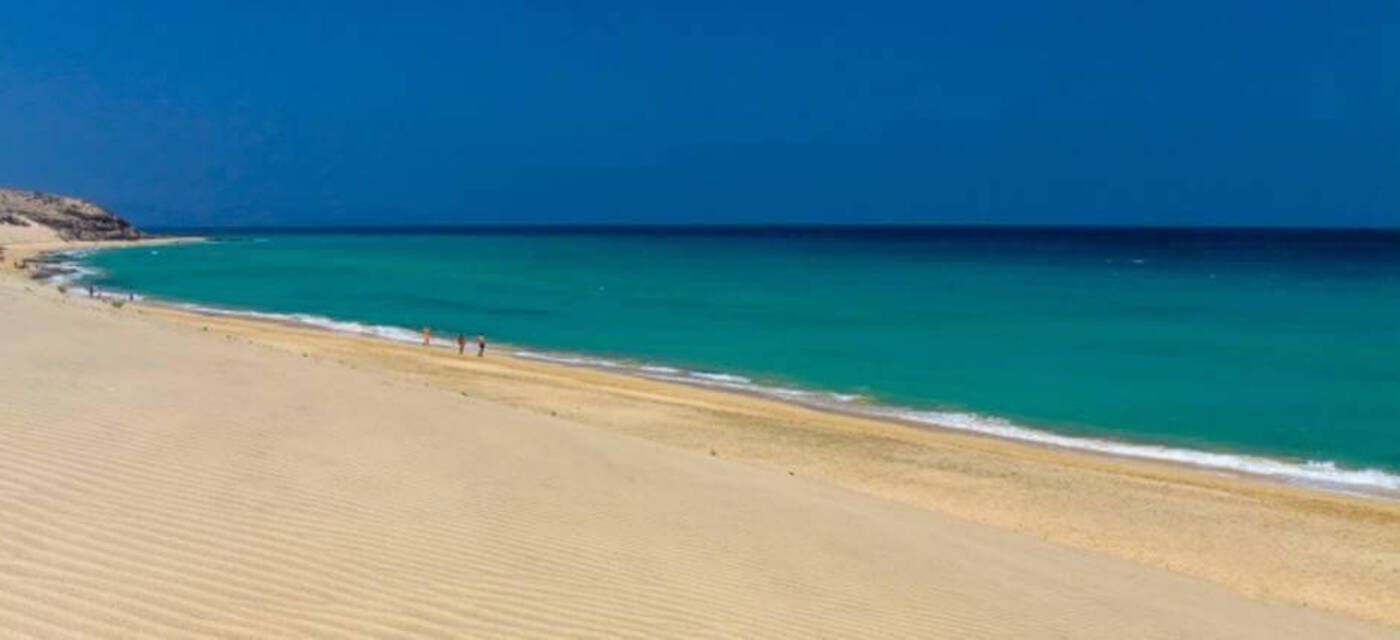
[2,235,203,267]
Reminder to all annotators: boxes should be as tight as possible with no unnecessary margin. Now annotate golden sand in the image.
[1,239,1396,637]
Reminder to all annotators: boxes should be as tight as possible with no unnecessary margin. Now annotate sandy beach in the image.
[1,239,1397,638]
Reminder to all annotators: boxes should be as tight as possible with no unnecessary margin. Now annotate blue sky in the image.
[1,1,1396,227]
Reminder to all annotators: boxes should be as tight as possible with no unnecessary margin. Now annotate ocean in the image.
[70,227,1400,494]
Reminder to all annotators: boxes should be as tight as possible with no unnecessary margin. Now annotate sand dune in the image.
[0,258,1396,637]
[0,222,61,247]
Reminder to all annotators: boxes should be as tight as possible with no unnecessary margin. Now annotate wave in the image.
[51,261,1400,498]
[36,252,145,300]
[860,406,1400,495]
[171,303,445,346]
[513,348,1400,497]
[32,250,101,286]
[514,350,864,405]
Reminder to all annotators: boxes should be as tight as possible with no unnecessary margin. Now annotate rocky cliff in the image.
[0,188,141,241]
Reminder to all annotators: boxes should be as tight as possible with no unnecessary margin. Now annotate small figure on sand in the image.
[476,334,486,357]
[422,326,432,346]
[456,333,466,355]
[86,284,94,297]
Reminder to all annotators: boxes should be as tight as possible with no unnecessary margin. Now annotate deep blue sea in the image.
[71,227,1400,494]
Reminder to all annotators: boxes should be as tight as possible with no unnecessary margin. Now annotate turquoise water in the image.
[77,228,1400,491]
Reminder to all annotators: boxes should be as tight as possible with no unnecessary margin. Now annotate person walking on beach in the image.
[456,333,466,355]
[422,326,432,346]
[476,334,486,357]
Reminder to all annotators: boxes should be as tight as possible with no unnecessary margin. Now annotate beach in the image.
[77,228,1400,487]
[1,239,1398,637]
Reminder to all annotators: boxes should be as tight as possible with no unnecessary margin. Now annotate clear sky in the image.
[1,1,1396,227]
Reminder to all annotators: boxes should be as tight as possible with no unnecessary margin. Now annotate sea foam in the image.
[513,348,1400,496]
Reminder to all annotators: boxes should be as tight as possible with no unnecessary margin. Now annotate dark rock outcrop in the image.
[0,188,142,241]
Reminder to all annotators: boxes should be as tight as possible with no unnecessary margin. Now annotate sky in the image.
[1,1,1397,228]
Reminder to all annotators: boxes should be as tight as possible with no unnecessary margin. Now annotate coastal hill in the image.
[0,187,141,244]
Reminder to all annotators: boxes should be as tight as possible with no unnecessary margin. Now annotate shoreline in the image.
[43,241,1400,499]
[511,347,1400,499]
[7,237,1400,629]
[1,235,203,271]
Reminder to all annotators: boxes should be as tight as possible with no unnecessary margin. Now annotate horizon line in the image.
[144,222,1400,234]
